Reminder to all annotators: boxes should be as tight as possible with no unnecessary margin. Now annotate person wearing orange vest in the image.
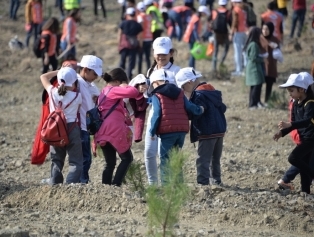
[230,0,248,76]
[210,0,231,73]
[25,0,43,47]
[40,17,60,73]
[183,6,209,68]
[60,9,81,59]
[261,1,283,42]
[137,2,153,74]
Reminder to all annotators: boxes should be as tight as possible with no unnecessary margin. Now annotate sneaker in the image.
[278,179,294,190]
[249,106,257,110]
[231,71,242,77]
[257,102,265,109]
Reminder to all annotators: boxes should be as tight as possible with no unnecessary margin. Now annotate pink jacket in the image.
[93,85,140,154]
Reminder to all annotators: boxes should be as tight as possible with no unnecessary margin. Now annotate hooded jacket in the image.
[149,83,203,137]
[189,82,227,143]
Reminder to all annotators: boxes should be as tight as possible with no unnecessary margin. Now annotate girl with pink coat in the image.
[93,68,147,186]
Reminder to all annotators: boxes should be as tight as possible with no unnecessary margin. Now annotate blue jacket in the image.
[189,82,227,143]
[150,83,203,137]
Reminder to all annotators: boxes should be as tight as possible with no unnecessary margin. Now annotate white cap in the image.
[231,0,242,2]
[218,0,228,5]
[279,73,314,90]
[57,67,77,87]
[175,67,202,88]
[148,69,169,94]
[129,74,147,87]
[137,2,145,11]
[77,55,103,76]
[144,0,154,6]
[126,7,136,15]
[153,37,173,55]
[198,6,210,16]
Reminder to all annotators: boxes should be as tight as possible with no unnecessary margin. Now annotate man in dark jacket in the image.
[176,67,227,186]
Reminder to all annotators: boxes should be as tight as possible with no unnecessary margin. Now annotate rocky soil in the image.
[1,0,314,236]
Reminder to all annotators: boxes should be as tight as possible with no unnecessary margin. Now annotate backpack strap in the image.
[304,99,314,107]
[102,100,121,120]
[64,92,79,109]
[97,86,114,108]
[49,89,78,110]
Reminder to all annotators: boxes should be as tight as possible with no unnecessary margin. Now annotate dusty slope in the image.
[0,0,314,236]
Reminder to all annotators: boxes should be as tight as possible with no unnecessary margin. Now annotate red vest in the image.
[155,91,189,135]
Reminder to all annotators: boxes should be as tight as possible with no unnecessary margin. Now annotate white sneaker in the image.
[257,102,265,109]
[41,178,50,184]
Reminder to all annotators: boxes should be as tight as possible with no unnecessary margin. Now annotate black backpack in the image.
[245,6,257,27]
[212,10,228,34]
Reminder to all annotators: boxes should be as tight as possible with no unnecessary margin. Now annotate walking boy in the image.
[175,67,227,185]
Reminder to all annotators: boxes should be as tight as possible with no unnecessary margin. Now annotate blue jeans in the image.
[10,0,20,19]
[168,10,183,41]
[80,130,92,184]
[233,32,247,73]
[60,40,76,59]
[25,23,40,47]
[290,9,306,38]
[189,41,195,68]
[138,41,152,74]
[119,48,137,80]
[159,132,186,184]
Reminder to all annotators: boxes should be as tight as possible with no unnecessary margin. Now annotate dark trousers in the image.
[25,23,40,47]
[288,142,314,194]
[119,48,137,80]
[152,30,163,42]
[93,0,106,18]
[138,41,152,74]
[283,155,314,183]
[120,5,126,21]
[101,142,133,186]
[206,0,214,11]
[290,9,306,38]
[42,55,58,73]
[212,34,229,71]
[9,0,20,20]
[55,0,64,16]
[80,130,92,184]
[264,76,275,102]
[249,84,262,107]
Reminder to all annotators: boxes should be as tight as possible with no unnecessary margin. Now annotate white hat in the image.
[148,69,169,94]
[57,67,77,87]
[137,2,145,11]
[144,0,153,6]
[153,37,173,55]
[279,73,314,90]
[77,55,103,76]
[126,7,136,15]
[129,74,147,87]
[231,0,242,2]
[198,6,210,16]
[175,67,202,88]
[218,0,228,5]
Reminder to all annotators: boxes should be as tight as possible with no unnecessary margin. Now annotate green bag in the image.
[190,42,207,60]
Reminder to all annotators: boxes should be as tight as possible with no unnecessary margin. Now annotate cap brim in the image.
[94,68,102,76]
[154,48,170,55]
[279,83,292,88]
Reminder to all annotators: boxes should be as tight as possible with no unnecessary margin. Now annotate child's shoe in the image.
[278,179,294,190]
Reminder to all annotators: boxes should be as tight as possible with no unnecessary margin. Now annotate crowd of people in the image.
[7,0,314,193]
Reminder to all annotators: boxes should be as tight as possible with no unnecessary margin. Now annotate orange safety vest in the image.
[31,2,43,24]
[261,10,283,41]
[40,30,57,57]
[61,17,77,44]
[183,14,201,43]
[233,5,247,32]
[137,12,153,41]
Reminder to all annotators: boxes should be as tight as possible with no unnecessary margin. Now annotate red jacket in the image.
[293,0,306,10]
[155,91,189,135]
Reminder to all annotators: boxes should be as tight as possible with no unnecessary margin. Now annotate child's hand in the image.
[138,84,147,93]
[278,121,291,129]
[273,131,282,141]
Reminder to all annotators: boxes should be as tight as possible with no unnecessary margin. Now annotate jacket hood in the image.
[194,83,224,108]
[152,83,181,99]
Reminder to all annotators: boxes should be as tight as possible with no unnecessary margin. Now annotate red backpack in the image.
[40,90,78,147]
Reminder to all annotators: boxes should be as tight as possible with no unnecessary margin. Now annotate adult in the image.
[210,0,231,73]
[261,1,284,42]
[290,0,306,39]
[93,0,107,19]
[118,7,143,79]
[144,0,164,41]
[9,0,20,20]
[64,0,80,14]
[230,0,248,76]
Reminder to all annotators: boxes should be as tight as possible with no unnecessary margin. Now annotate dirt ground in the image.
[1,0,314,236]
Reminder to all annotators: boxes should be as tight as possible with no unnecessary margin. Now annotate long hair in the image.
[243,27,262,51]
[42,17,60,34]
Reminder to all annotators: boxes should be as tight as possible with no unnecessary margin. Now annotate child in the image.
[25,0,43,48]
[175,67,227,185]
[60,8,81,59]
[273,72,314,194]
[183,5,210,69]
[40,67,83,185]
[244,27,265,109]
[76,55,103,184]
[93,68,147,187]
[144,36,181,185]
[148,69,204,184]
[40,17,60,73]
[261,22,280,104]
